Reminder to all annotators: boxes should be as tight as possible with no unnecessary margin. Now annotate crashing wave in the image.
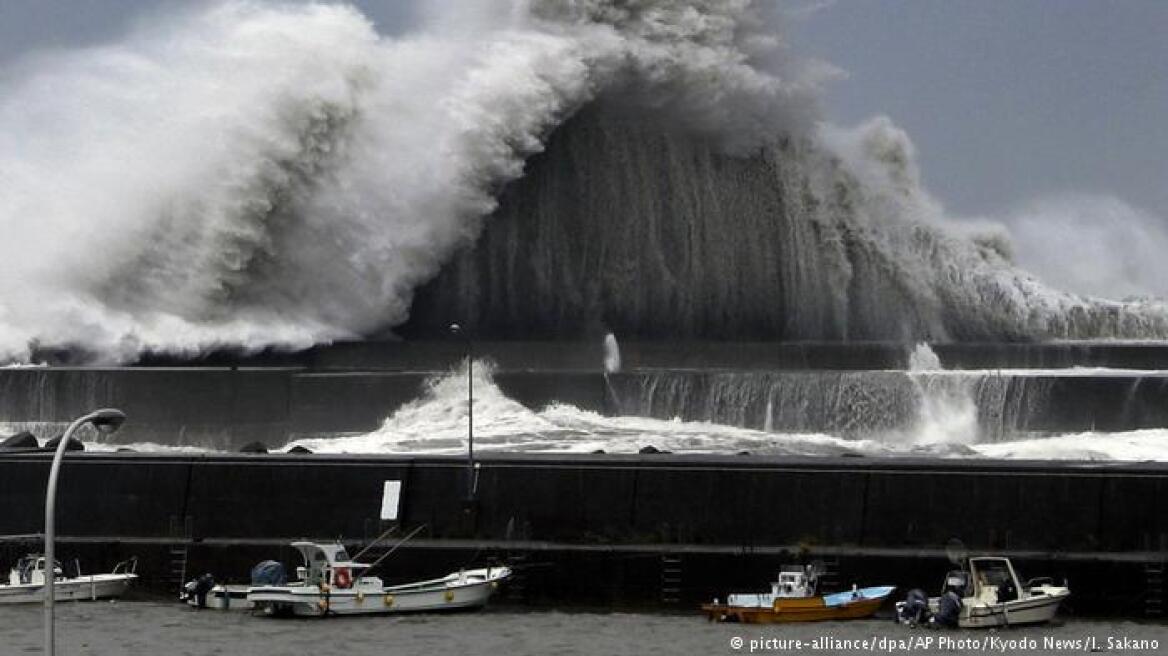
[1,0,1165,362]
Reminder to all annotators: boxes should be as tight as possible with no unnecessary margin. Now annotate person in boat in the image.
[897,589,931,626]
[933,571,966,628]
[17,557,34,584]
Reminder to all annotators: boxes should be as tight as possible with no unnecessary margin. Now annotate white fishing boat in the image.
[899,556,1069,628]
[246,541,510,617]
[0,555,138,604]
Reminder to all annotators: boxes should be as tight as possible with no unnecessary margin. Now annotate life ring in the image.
[334,567,352,589]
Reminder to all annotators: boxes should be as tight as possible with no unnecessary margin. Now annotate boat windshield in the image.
[971,560,1019,602]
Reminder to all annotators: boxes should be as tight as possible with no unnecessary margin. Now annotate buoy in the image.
[444,590,454,602]
[334,567,352,589]
[384,594,395,607]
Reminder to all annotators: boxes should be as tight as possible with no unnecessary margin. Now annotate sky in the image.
[787,0,1168,217]
[1,0,1165,297]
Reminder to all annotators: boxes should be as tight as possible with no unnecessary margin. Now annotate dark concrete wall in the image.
[2,453,1164,554]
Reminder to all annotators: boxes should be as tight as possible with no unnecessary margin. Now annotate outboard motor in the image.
[183,573,215,608]
[932,569,967,628]
[250,560,287,586]
[897,588,931,626]
[935,590,962,628]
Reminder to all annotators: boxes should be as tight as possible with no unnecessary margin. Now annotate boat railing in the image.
[112,557,138,575]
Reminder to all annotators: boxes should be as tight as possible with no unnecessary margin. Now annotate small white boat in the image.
[0,555,138,604]
[899,556,1069,628]
[245,541,510,617]
[703,564,895,623]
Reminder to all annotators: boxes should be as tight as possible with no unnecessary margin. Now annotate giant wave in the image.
[2,0,1166,363]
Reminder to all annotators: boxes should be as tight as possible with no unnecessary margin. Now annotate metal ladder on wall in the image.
[661,554,683,605]
[165,515,192,593]
[1147,562,1165,617]
[167,544,190,592]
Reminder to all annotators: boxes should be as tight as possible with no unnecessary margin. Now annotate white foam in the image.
[287,360,888,457]
[971,429,1168,462]
[285,361,1168,462]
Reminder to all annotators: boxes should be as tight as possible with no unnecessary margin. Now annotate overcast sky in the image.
[2,0,1164,220]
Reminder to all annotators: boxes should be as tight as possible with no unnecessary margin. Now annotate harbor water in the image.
[0,602,1164,655]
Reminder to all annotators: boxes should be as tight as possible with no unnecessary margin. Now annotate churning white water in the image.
[904,343,980,446]
[0,1,823,362]
[282,361,1168,462]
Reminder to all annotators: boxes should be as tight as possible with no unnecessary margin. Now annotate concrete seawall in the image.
[0,368,608,449]
[0,452,1164,613]
[6,367,1168,448]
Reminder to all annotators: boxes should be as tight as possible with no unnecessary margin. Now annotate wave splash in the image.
[2,1,1167,362]
[284,360,1168,462]
[0,1,823,362]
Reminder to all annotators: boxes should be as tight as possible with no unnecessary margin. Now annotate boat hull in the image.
[248,568,508,617]
[958,592,1069,628]
[704,587,894,624]
[0,574,137,604]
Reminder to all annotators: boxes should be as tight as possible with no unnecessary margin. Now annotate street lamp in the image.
[44,408,125,656]
[449,323,474,502]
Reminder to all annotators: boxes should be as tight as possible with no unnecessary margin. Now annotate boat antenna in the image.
[349,525,399,562]
[450,323,475,502]
[361,524,428,575]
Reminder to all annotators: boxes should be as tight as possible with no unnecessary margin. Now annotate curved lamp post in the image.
[449,323,474,502]
[44,408,125,656]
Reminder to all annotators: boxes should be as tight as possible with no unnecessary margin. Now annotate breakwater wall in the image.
[5,367,1168,448]
[0,452,1164,614]
[0,368,606,449]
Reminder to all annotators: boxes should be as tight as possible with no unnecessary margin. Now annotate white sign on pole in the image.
[380,480,402,521]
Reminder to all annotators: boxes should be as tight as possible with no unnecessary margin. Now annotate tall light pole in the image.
[449,324,474,501]
[45,408,125,656]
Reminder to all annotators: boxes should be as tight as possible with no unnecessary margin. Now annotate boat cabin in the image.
[771,565,816,598]
[289,542,368,587]
[8,556,61,586]
[966,557,1021,604]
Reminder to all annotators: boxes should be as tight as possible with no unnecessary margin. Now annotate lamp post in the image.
[44,408,125,656]
[449,323,474,502]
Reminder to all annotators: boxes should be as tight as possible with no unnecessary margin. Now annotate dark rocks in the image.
[44,434,85,451]
[638,445,671,454]
[0,431,38,449]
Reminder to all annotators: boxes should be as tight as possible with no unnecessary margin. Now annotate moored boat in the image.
[897,556,1070,628]
[703,565,895,623]
[245,541,509,617]
[0,555,137,604]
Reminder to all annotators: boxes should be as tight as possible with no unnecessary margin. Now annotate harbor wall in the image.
[0,369,608,449]
[6,367,1168,448]
[0,452,1164,614]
